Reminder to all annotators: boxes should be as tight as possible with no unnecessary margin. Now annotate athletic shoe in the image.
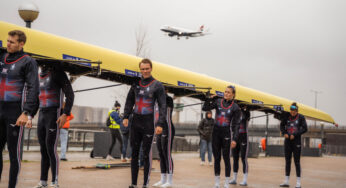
[50,183,59,188]
[223,182,229,188]
[213,185,220,188]
[229,178,236,185]
[60,158,67,161]
[142,185,148,188]
[200,161,205,166]
[279,182,289,187]
[295,182,301,188]
[126,157,131,161]
[106,155,115,160]
[161,182,172,188]
[239,181,247,186]
[33,183,48,188]
[152,181,164,187]
[208,161,213,166]
[129,185,138,188]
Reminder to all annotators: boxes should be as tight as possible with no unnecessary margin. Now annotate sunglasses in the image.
[290,105,298,111]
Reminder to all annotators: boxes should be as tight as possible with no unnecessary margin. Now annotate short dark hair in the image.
[8,30,26,44]
[139,58,152,68]
[114,101,121,107]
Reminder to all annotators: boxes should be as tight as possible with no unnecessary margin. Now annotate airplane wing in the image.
[0,21,336,124]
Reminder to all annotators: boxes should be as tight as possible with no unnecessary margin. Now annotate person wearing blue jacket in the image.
[106,101,123,160]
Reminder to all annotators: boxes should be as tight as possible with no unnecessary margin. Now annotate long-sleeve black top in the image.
[202,96,241,141]
[0,49,39,117]
[38,66,74,115]
[280,113,308,137]
[123,76,166,127]
[55,69,74,115]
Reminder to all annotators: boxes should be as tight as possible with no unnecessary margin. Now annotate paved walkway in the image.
[1,152,346,188]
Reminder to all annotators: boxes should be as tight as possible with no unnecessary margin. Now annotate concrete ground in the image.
[1,151,346,188]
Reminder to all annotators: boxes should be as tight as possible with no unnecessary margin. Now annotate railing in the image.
[22,123,346,153]
[25,126,106,151]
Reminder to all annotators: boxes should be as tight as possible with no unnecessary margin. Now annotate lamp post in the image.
[18,2,39,28]
[310,89,322,127]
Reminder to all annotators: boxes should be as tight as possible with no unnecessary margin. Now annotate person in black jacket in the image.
[33,64,74,188]
[0,30,39,188]
[198,111,214,166]
[279,102,307,188]
[230,107,250,186]
[203,86,241,188]
[123,59,166,188]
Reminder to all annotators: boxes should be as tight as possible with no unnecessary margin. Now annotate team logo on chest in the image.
[2,68,8,74]
[40,77,49,87]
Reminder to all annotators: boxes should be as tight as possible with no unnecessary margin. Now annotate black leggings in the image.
[156,123,175,174]
[212,126,231,177]
[37,108,60,183]
[130,114,155,186]
[0,102,24,188]
[284,138,301,177]
[232,133,249,174]
[108,128,123,155]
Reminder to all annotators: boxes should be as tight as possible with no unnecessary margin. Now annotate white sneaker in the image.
[153,181,164,187]
[50,183,59,188]
[239,180,247,186]
[279,182,289,187]
[33,183,48,188]
[200,161,205,166]
[280,176,290,187]
[161,182,172,188]
[106,155,114,160]
[295,182,301,188]
[208,161,213,166]
[223,181,229,188]
[229,178,236,185]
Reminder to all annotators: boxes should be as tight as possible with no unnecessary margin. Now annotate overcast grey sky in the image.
[1,0,345,125]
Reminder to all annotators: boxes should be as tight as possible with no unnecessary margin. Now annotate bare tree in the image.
[135,24,151,58]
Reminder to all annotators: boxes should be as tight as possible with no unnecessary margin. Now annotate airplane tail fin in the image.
[199,25,204,32]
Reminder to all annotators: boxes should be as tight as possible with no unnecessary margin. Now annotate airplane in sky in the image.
[160,25,210,39]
